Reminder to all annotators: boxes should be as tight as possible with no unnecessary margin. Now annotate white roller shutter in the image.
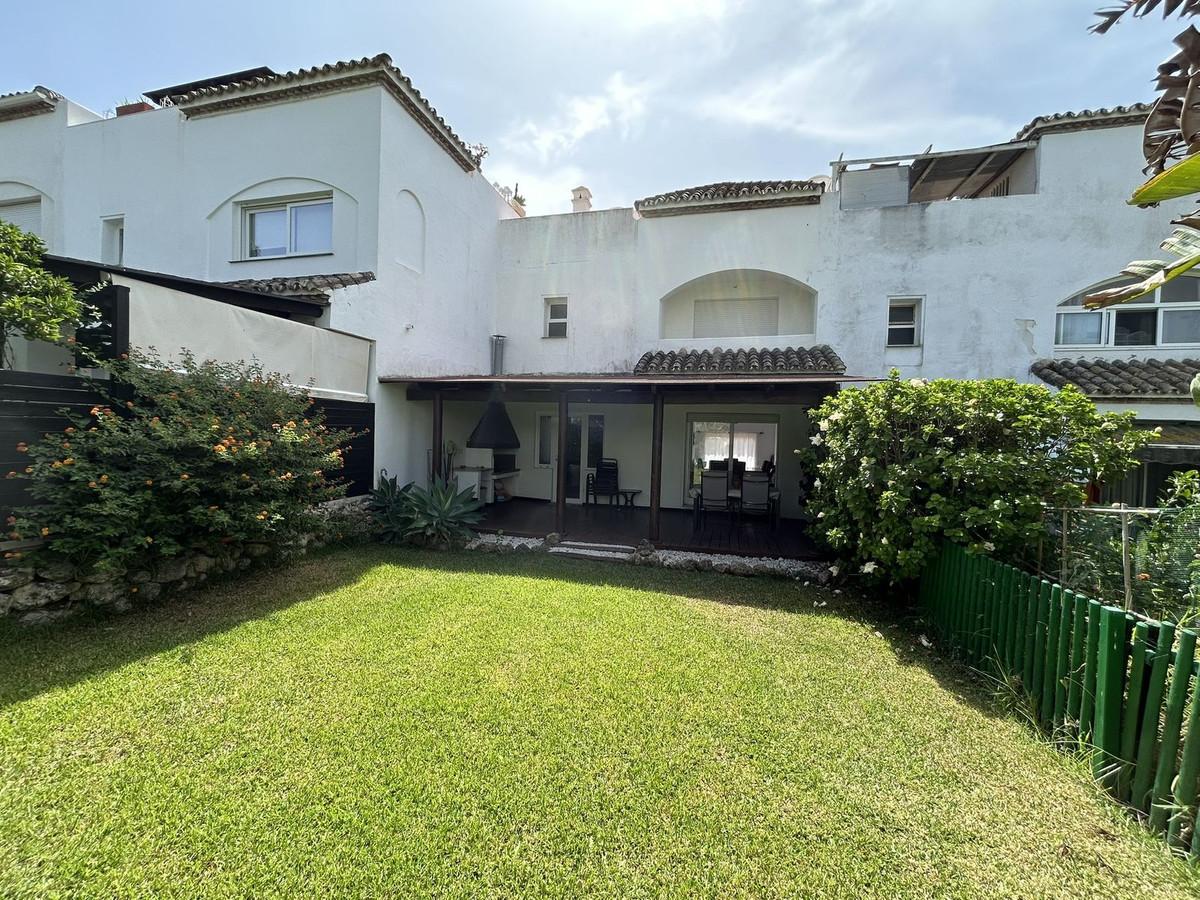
[0,199,42,237]
[693,298,779,338]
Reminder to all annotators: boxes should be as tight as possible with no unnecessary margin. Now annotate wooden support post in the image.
[431,389,444,481]
[648,389,664,543]
[555,391,568,535]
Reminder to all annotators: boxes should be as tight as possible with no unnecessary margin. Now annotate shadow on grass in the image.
[0,544,1003,724]
[0,545,384,709]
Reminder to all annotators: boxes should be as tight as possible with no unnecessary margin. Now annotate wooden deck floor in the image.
[478,498,822,559]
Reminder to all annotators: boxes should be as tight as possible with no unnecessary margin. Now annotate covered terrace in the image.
[389,346,865,558]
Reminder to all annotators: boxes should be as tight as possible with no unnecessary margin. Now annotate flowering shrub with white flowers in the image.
[9,350,351,575]
[799,373,1153,587]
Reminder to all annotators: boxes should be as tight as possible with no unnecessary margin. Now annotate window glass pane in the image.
[887,325,916,346]
[1162,277,1200,303]
[547,321,567,338]
[1162,308,1200,343]
[290,201,332,254]
[1055,312,1102,345]
[248,208,286,257]
[690,421,731,485]
[586,415,604,469]
[537,415,552,465]
[888,304,915,325]
[549,303,568,320]
[1113,309,1157,346]
[732,422,777,472]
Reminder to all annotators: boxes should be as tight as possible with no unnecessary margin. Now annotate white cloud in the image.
[501,72,652,164]
[564,0,741,29]
[695,38,1009,151]
[485,160,586,217]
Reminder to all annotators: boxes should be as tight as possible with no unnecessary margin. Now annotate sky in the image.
[0,1,1185,215]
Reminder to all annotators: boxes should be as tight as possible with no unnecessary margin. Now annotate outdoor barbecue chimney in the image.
[467,400,520,450]
[571,186,592,212]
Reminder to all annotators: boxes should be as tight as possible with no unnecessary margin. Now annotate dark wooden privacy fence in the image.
[314,397,374,496]
[0,369,374,517]
[920,541,1200,858]
[0,370,104,520]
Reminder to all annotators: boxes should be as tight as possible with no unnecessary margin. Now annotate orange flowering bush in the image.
[14,350,351,573]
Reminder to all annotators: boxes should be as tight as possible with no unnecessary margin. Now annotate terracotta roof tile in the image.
[221,271,375,303]
[1030,357,1200,398]
[1013,103,1151,141]
[634,346,845,376]
[634,180,825,217]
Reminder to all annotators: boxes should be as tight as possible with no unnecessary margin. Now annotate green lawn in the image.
[1,547,1197,898]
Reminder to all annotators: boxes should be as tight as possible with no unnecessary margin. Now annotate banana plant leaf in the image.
[1083,224,1200,307]
[1131,151,1200,204]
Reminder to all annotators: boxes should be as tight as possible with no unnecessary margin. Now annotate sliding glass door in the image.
[687,416,778,488]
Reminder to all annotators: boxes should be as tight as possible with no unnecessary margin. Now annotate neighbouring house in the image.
[1,55,1196,551]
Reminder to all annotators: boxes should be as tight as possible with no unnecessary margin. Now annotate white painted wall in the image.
[118,276,373,401]
[493,124,1192,387]
[350,90,514,382]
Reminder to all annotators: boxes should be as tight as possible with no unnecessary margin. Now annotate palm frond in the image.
[1084,225,1200,307]
[1092,1,1200,35]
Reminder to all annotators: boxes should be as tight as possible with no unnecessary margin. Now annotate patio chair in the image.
[586,457,620,505]
[737,472,775,529]
[698,470,732,527]
[730,459,746,491]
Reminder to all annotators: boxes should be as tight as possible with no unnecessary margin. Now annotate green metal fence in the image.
[920,541,1200,857]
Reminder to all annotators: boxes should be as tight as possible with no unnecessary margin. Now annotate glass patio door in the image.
[687,417,779,495]
[564,417,583,500]
[539,414,583,501]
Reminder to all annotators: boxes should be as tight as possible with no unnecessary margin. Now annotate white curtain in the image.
[732,432,759,469]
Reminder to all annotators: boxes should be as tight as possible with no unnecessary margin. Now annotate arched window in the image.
[0,182,47,238]
[1055,275,1200,348]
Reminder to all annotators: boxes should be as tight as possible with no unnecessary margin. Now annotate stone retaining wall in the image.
[0,496,373,625]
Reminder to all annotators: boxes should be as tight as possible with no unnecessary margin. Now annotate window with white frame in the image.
[544,297,568,338]
[241,195,332,259]
[1054,275,1200,348]
[887,297,921,347]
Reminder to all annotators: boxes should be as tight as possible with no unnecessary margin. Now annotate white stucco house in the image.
[1,54,1196,550]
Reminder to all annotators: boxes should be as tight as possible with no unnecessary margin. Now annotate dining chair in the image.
[699,470,731,527]
[738,472,774,529]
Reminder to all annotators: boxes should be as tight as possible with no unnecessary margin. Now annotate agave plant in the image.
[367,469,416,545]
[400,478,484,548]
